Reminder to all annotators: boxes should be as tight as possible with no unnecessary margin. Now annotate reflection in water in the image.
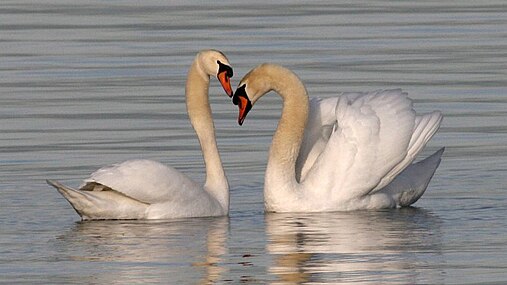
[53,217,229,284]
[265,209,443,285]
[193,218,229,285]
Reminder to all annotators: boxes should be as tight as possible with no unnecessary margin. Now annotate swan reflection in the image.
[54,217,228,284]
[265,208,443,284]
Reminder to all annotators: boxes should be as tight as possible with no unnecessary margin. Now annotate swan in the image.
[47,50,234,220]
[232,63,444,212]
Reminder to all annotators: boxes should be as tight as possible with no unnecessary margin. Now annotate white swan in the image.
[233,63,444,212]
[47,50,234,220]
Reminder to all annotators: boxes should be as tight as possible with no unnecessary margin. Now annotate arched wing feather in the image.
[303,89,418,200]
[80,159,201,205]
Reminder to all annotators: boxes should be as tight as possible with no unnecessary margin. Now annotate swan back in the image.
[82,160,200,204]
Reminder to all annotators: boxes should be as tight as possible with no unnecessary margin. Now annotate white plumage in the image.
[47,50,233,220]
[235,64,444,212]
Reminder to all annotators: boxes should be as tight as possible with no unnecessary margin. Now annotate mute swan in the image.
[233,63,444,212]
[47,50,234,220]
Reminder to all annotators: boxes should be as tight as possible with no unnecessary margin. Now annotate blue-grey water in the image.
[1,1,507,284]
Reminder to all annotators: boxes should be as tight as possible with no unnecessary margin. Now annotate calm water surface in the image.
[1,1,507,284]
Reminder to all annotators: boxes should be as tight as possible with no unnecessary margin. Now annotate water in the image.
[1,1,507,283]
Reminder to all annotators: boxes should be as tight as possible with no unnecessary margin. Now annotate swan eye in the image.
[232,84,247,105]
[217,60,234,97]
[217,60,233,77]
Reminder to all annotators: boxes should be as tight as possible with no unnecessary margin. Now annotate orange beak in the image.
[232,84,252,126]
[217,70,233,97]
[238,95,253,125]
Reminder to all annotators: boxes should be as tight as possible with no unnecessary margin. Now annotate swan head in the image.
[232,63,282,125]
[197,50,234,97]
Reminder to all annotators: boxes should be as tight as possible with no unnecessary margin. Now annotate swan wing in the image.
[372,111,442,192]
[297,92,383,181]
[80,159,201,204]
[303,89,420,200]
[297,97,338,181]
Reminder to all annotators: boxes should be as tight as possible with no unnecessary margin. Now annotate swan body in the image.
[47,50,234,220]
[233,64,444,212]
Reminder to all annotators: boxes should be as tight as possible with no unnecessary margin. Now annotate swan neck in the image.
[266,69,309,189]
[185,59,229,212]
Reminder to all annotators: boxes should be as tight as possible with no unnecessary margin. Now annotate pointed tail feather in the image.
[379,147,444,207]
[46,179,147,220]
[374,111,443,192]
[47,179,94,219]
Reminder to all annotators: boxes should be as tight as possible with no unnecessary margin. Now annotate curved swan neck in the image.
[262,66,309,189]
[185,57,229,212]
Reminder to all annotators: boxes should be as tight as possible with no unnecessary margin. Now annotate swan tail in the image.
[378,147,444,207]
[373,110,443,192]
[46,179,148,220]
